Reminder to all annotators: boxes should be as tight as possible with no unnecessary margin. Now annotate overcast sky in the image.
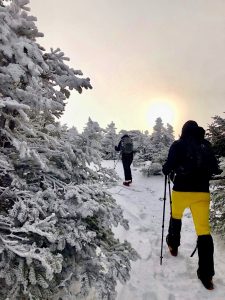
[29,0,225,136]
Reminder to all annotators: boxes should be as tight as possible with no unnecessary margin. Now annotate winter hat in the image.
[122,134,129,139]
[181,120,198,138]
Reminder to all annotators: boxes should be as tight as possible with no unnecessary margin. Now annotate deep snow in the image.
[107,160,225,300]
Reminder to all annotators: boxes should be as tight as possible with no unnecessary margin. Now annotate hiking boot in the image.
[123,181,130,186]
[166,235,178,256]
[197,269,214,290]
[197,234,215,287]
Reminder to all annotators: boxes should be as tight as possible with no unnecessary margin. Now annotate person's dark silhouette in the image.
[115,134,133,186]
[163,120,220,290]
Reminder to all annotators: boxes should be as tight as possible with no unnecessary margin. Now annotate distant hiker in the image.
[162,120,221,290]
[115,134,134,186]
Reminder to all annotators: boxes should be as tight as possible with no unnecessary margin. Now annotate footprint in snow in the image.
[168,294,176,300]
[146,187,154,193]
[137,226,151,233]
[145,251,152,261]
[153,235,161,247]
[142,291,158,300]
[139,212,148,219]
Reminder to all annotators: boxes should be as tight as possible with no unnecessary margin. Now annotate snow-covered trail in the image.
[106,161,225,300]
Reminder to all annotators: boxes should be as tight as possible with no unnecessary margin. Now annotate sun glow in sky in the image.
[29,0,225,138]
[147,99,177,128]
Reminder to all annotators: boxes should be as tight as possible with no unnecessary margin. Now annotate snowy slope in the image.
[106,160,225,300]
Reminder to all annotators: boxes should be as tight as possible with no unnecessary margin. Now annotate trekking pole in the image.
[113,151,116,168]
[168,175,172,216]
[113,153,121,169]
[160,174,167,265]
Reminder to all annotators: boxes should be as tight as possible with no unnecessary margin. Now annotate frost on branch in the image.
[0,1,137,299]
[208,116,225,240]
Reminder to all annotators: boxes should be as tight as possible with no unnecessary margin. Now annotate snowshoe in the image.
[197,269,214,290]
[166,235,178,257]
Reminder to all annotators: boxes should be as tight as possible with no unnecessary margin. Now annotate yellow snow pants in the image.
[171,191,211,236]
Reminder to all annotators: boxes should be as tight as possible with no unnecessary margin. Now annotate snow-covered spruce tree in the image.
[207,115,225,157]
[136,130,153,162]
[210,161,225,239]
[150,118,175,163]
[101,121,117,160]
[208,115,225,238]
[163,123,175,148]
[0,1,138,299]
[81,118,118,184]
[140,119,175,176]
[69,124,119,186]
[150,117,169,164]
[82,117,104,164]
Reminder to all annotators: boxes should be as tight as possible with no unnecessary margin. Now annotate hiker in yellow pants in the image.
[163,121,220,290]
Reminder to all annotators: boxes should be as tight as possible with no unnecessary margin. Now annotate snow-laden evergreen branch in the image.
[0,1,137,299]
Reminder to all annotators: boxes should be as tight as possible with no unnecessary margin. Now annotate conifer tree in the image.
[102,121,117,159]
[148,118,175,164]
[163,123,175,147]
[82,117,104,164]
[208,115,225,238]
[150,117,167,163]
[208,115,225,156]
[0,1,138,299]
[139,130,153,161]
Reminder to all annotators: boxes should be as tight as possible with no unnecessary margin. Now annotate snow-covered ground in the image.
[106,160,225,300]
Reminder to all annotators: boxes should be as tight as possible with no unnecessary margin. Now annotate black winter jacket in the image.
[163,138,220,192]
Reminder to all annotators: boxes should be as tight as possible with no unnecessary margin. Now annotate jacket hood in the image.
[181,120,198,139]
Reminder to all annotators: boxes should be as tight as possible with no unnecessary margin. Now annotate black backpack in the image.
[121,136,133,154]
[177,140,218,176]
